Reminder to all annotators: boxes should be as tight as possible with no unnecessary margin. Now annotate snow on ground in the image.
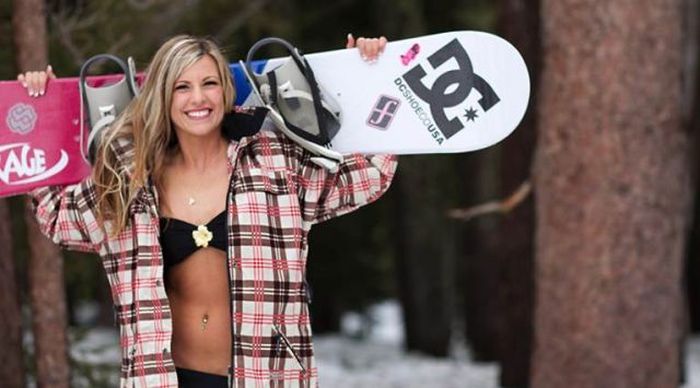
[68,300,700,388]
[315,301,499,388]
[315,335,498,388]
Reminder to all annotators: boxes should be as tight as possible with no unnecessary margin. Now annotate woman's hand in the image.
[17,65,56,97]
[346,34,387,63]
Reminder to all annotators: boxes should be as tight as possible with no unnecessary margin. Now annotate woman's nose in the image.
[190,85,205,103]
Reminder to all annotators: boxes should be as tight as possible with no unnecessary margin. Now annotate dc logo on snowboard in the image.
[6,103,37,135]
[394,39,500,144]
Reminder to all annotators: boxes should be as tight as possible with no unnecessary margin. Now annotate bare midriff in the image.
[166,247,231,376]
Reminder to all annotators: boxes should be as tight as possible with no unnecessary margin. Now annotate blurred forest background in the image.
[1,0,700,387]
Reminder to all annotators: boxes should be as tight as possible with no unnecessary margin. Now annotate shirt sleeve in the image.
[28,177,105,252]
[296,152,398,224]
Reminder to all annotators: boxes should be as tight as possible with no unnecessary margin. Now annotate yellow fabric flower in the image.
[192,225,213,248]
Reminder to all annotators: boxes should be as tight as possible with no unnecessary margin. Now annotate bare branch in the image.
[215,0,273,42]
[447,181,532,222]
[105,33,133,55]
[126,0,159,10]
[73,12,100,30]
[50,11,87,66]
[150,0,202,43]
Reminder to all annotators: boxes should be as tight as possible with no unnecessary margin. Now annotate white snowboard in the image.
[236,31,530,154]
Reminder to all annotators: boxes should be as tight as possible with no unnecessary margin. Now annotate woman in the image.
[21,34,396,388]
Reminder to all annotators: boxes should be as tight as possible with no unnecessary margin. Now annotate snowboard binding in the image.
[241,37,344,171]
[79,54,139,164]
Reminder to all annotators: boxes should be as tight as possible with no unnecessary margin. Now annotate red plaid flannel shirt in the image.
[31,111,397,387]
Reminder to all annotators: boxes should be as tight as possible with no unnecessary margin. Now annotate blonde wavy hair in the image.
[92,35,236,235]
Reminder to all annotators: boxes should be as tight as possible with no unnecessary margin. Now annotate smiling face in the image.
[170,55,225,140]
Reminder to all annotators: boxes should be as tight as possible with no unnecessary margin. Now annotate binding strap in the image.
[245,37,337,147]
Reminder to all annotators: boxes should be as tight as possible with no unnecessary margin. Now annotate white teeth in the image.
[187,109,210,118]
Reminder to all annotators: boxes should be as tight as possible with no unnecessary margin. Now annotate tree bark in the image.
[681,0,699,384]
[24,203,71,387]
[492,0,540,386]
[12,0,48,70]
[13,0,71,387]
[533,1,691,387]
[0,200,25,388]
[684,0,700,336]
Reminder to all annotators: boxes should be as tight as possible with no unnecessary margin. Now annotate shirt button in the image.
[156,279,162,287]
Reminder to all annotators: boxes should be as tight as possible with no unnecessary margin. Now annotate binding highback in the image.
[79,54,139,164]
[242,37,344,170]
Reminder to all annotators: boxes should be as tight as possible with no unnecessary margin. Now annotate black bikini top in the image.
[159,211,227,272]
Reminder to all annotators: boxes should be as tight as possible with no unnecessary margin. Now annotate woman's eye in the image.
[175,84,189,91]
[204,80,219,87]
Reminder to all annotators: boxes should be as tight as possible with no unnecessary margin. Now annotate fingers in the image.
[38,72,48,94]
[346,33,355,49]
[28,72,41,97]
[17,65,54,97]
[47,65,56,80]
[378,36,387,53]
[352,36,388,63]
[20,71,36,96]
[31,71,43,97]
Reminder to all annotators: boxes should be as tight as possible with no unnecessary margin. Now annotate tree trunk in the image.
[0,200,25,388]
[533,1,691,387]
[459,150,502,363]
[492,0,540,386]
[684,0,700,336]
[13,0,71,386]
[24,203,71,387]
[12,0,47,70]
[394,156,456,356]
[681,0,700,384]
